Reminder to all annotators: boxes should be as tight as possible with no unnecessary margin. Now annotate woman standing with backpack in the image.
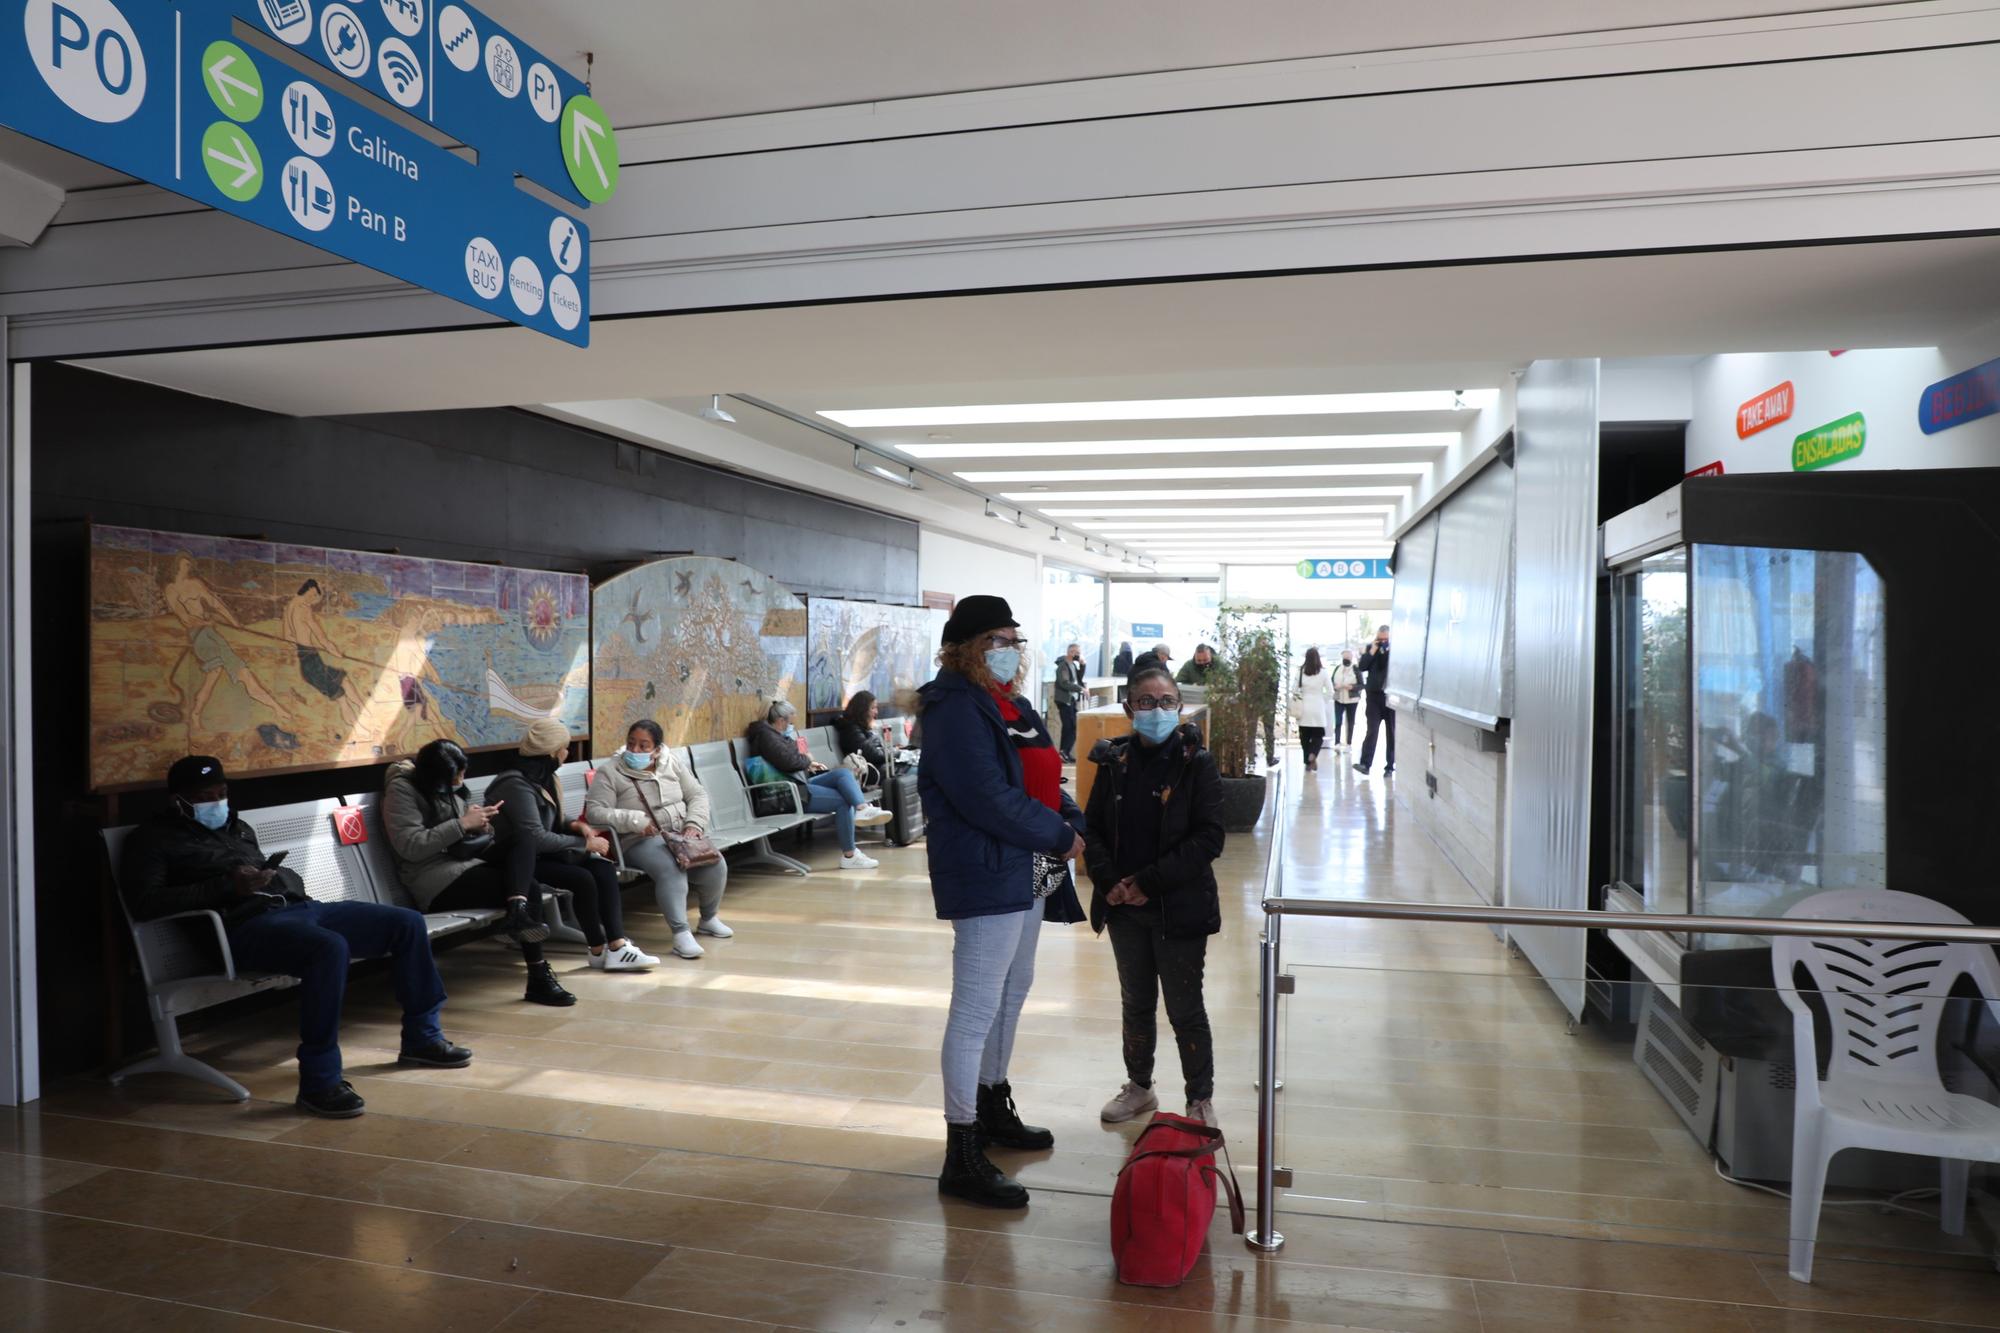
[1085,662,1226,1128]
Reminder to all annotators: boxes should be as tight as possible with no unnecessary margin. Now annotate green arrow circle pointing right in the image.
[560,94,619,204]
[202,122,264,202]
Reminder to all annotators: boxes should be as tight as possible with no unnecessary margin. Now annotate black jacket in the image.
[744,719,813,779]
[486,769,586,857]
[1082,724,1225,939]
[120,810,310,924]
[1112,649,1135,677]
[1357,643,1391,694]
[832,717,888,769]
[1053,657,1087,707]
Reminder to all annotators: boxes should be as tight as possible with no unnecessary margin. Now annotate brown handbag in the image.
[662,826,721,870]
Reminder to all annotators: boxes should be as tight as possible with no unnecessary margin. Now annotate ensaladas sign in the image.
[1,0,619,345]
[1792,412,1866,472]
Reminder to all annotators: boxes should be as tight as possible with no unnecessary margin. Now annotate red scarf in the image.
[990,685,1062,812]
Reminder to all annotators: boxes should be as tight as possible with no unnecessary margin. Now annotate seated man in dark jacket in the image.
[119,755,471,1118]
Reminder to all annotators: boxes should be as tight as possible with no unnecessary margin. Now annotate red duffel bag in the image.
[1110,1112,1246,1287]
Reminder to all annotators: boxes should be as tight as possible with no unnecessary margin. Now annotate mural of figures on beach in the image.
[88,526,589,790]
[807,599,948,716]
[592,558,808,748]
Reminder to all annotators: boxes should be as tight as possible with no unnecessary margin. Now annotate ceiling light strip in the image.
[963,463,1430,483]
[894,433,1457,460]
[820,389,1499,428]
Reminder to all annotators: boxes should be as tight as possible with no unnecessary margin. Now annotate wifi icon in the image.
[377,37,424,108]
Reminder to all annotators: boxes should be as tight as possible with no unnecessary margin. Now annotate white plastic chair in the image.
[1773,888,2000,1282]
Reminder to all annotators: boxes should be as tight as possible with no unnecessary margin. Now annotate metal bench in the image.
[801,725,886,838]
[694,740,812,875]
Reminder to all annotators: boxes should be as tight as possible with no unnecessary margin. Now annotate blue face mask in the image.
[189,798,229,830]
[782,722,797,738]
[984,648,1022,682]
[620,749,654,771]
[1132,710,1178,745]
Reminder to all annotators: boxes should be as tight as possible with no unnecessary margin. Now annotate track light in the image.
[1050,529,1072,545]
[852,448,917,489]
[699,394,737,424]
[984,501,1026,528]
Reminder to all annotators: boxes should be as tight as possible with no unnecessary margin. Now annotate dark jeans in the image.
[1299,726,1326,765]
[1056,701,1078,758]
[227,899,445,1093]
[536,856,625,947]
[429,863,543,963]
[1106,910,1214,1102]
[1359,692,1396,771]
[1335,701,1358,745]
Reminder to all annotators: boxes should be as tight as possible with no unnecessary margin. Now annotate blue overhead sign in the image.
[1,0,608,345]
[1296,558,1392,580]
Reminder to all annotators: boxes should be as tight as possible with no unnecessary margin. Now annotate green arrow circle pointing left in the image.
[202,41,265,122]
[202,122,264,201]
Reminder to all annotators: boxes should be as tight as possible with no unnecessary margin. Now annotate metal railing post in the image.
[1248,906,1285,1251]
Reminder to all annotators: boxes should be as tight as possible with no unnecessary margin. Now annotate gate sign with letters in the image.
[1296,558,1392,580]
[1917,356,2000,435]
[1,0,614,345]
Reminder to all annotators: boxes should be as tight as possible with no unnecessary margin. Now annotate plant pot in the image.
[1219,774,1269,832]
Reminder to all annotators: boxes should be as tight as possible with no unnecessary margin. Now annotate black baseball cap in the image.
[167,755,226,793]
[940,595,1019,646]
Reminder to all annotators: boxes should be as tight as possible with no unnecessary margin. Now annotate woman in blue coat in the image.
[918,596,1086,1209]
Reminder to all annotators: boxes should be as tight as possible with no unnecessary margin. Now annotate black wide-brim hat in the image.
[940,594,1019,646]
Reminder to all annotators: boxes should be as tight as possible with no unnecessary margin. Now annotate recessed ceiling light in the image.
[961,463,1429,484]
[1042,504,1398,517]
[819,390,1498,428]
[1000,486,1413,502]
[926,432,953,440]
[895,433,1457,460]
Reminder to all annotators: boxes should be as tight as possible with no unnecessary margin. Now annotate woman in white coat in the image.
[584,718,731,960]
[1293,648,1336,771]
[1332,649,1362,751]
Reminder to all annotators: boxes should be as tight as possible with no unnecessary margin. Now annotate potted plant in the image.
[1202,604,1285,831]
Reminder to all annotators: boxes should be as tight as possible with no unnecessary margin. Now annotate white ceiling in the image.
[72,234,2000,569]
[478,0,1894,128]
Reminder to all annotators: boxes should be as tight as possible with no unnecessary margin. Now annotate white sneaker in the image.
[853,804,894,827]
[1100,1081,1158,1124]
[670,929,705,959]
[1186,1099,1216,1128]
[591,942,658,971]
[838,850,880,870]
[695,916,733,938]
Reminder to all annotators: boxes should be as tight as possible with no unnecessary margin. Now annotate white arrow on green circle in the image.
[202,122,263,201]
[202,41,264,122]
[560,94,619,203]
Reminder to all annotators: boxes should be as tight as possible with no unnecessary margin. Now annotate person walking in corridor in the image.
[1292,647,1334,772]
[1085,662,1225,1128]
[919,596,1086,1209]
[1332,649,1361,751]
[1053,642,1086,763]
[1354,625,1396,776]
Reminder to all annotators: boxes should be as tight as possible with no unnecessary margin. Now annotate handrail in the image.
[1261,897,2000,946]
[1246,881,2000,1255]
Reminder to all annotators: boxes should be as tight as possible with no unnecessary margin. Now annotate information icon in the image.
[547,216,582,273]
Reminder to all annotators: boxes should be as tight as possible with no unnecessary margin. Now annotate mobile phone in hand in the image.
[263,851,288,870]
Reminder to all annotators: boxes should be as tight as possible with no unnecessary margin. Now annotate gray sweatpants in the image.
[622,837,728,932]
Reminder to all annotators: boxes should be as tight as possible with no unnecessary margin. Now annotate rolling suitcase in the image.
[885,766,923,846]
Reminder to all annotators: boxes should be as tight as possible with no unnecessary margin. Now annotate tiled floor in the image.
[3,752,1994,1329]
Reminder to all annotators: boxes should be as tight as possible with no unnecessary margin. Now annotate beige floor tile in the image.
[413,1218,669,1297]
[0,1272,310,1332]
[270,1111,489,1163]
[1500,1231,1775,1304]
[621,1149,851,1209]
[493,1290,776,1331]
[436,1129,663,1186]
[1753,1254,2000,1325]
[1472,1280,1757,1331]
[619,1248,957,1328]
[245,1255,534,1331]
[208,1191,467,1267]
[32,1165,267,1233]
[0,1149,108,1206]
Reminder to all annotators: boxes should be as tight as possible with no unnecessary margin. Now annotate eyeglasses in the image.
[1132,697,1183,712]
[986,636,1030,650]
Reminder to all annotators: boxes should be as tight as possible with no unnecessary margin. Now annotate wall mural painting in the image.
[807,599,948,716]
[88,526,590,791]
[592,557,808,748]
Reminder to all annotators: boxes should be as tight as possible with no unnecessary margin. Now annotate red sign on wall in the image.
[1736,382,1795,438]
[1685,461,1725,479]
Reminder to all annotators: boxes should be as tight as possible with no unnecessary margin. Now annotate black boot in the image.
[977,1080,1055,1150]
[523,960,576,1007]
[938,1122,1028,1209]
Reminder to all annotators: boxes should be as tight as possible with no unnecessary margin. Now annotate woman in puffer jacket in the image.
[382,739,574,1006]
[584,718,731,961]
